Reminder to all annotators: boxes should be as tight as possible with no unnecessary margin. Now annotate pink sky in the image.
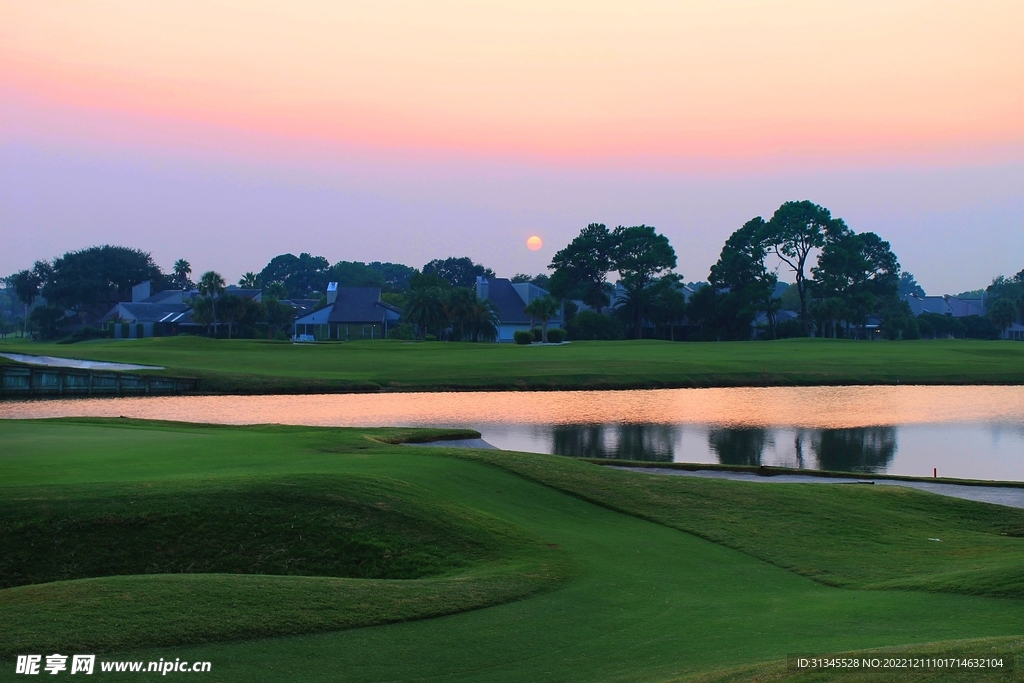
[2,1,1022,292]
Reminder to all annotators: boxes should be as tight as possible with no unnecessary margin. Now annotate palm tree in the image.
[8,269,42,337]
[444,288,478,341]
[173,259,193,289]
[238,272,261,288]
[524,295,560,342]
[401,287,445,340]
[468,298,500,342]
[989,298,1017,339]
[197,271,226,336]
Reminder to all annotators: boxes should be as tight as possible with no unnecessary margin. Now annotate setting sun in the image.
[526,235,543,251]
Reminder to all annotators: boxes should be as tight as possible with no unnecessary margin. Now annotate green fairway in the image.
[1,419,1023,682]
[3,336,1024,393]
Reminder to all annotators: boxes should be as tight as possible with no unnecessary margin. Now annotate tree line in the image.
[5,200,1023,341]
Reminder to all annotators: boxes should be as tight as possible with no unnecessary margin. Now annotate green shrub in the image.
[387,323,417,340]
[916,316,933,338]
[513,331,533,345]
[531,327,543,342]
[424,334,438,342]
[774,318,804,339]
[546,328,566,343]
[566,311,623,340]
[962,315,1001,340]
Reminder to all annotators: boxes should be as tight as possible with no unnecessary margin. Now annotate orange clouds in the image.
[2,1,1022,167]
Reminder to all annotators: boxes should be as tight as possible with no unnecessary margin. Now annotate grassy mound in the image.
[442,447,1024,598]
[1,476,511,587]
[0,473,569,655]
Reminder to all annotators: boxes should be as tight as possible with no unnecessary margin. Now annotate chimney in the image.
[475,276,489,300]
[131,280,151,303]
[326,282,339,305]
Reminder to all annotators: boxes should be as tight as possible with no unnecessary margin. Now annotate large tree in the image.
[986,271,1024,330]
[367,262,417,292]
[611,225,677,339]
[812,223,901,337]
[548,223,616,312]
[898,271,925,299]
[328,261,385,289]
[708,218,778,339]
[763,201,831,333]
[41,246,163,312]
[421,257,494,289]
[258,253,331,299]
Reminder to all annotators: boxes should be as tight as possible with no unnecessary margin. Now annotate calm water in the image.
[3,386,1023,481]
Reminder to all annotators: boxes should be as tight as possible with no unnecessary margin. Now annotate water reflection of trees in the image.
[551,424,675,461]
[707,428,770,466]
[812,427,897,473]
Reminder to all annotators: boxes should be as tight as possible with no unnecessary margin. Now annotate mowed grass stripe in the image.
[444,446,1024,598]
[3,337,1024,393]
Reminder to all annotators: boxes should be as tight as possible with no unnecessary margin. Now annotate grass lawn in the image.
[1,418,1023,681]
[2,336,1024,393]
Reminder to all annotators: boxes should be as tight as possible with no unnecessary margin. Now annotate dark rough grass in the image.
[442,447,1024,598]
[0,467,570,656]
[0,475,518,588]
[3,336,1024,393]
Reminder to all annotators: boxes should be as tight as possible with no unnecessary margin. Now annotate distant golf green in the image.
[1,418,1022,682]
[2,336,1024,393]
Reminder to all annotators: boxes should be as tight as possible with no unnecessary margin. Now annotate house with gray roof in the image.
[293,283,400,340]
[475,276,562,342]
[101,281,194,338]
[904,293,985,317]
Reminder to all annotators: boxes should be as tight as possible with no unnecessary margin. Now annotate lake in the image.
[3,385,1023,481]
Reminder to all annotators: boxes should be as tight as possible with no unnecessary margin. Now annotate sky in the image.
[2,0,1022,293]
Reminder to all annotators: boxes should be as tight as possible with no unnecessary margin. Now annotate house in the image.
[475,277,562,342]
[904,294,985,317]
[101,281,193,338]
[101,281,269,338]
[1003,322,1024,341]
[293,283,400,340]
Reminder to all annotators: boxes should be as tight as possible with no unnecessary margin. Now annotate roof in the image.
[102,303,191,324]
[142,290,186,304]
[905,294,985,318]
[482,278,533,324]
[285,299,322,316]
[223,287,262,302]
[477,277,561,325]
[326,288,400,324]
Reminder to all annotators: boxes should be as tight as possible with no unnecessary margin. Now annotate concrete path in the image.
[612,466,1024,509]
[0,353,164,372]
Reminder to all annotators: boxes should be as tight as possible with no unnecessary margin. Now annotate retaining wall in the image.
[0,365,198,399]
